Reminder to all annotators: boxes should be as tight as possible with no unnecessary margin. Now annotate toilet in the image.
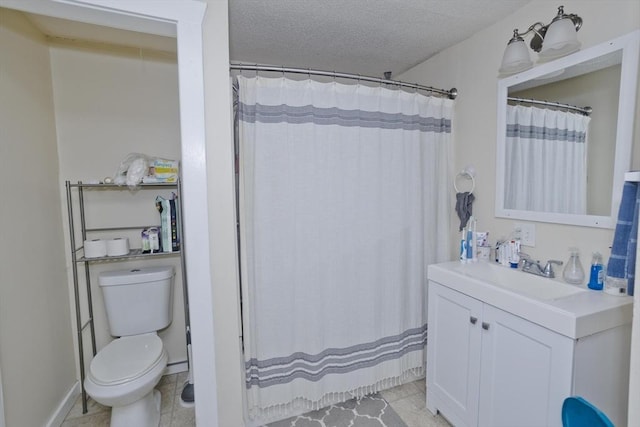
[84,266,175,427]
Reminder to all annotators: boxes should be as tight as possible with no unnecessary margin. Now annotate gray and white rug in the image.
[267,393,408,427]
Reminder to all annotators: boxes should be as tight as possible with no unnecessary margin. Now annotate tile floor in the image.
[62,375,450,427]
[62,372,194,427]
[382,379,452,427]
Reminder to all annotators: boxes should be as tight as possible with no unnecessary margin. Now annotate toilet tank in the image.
[98,266,175,337]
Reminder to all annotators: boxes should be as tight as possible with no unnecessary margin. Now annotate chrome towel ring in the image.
[454,169,476,194]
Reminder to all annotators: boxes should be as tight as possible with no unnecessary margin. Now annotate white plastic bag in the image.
[113,153,151,189]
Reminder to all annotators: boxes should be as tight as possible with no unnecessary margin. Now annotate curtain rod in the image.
[230,63,458,100]
[507,96,592,116]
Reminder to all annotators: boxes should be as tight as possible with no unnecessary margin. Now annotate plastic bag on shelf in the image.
[113,153,179,189]
[113,153,152,189]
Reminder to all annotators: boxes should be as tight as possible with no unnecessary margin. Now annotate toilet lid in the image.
[89,334,165,386]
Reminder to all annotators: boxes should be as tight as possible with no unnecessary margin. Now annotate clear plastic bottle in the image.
[588,252,604,290]
[563,248,585,285]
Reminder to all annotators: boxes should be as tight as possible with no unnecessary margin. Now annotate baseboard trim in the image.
[46,381,80,427]
[44,362,187,426]
[164,360,189,376]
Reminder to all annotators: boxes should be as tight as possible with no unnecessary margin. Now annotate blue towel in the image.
[626,184,639,296]
[608,181,639,295]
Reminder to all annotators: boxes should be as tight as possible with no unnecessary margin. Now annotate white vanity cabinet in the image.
[477,302,573,427]
[427,282,573,427]
[426,269,632,427]
[426,282,482,427]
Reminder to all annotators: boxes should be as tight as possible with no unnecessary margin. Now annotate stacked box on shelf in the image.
[156,193,180,252]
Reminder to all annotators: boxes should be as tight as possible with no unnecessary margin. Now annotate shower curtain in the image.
[505,104,591,214]
[237,75,452,420]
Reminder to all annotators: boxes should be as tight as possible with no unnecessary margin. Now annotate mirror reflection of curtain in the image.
[505,105,591,214]
[237,75,452,420]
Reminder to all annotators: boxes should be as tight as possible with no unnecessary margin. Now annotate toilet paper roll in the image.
[106,237,130,257]
[84,239,107,258]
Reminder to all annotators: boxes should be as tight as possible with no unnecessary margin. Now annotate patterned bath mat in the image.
[266,393,408,427]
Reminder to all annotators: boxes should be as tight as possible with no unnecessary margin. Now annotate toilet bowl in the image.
[84,266,175,427]
[84,333,168,427]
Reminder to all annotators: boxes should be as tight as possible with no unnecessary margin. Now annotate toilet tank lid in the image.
[98,266,174,286]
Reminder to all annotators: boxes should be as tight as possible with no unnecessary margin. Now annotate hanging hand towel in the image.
[456,191,475,231]
[607,181,639,295]
[625,183,639,296]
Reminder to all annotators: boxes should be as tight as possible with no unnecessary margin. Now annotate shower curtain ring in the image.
[281,66,285,77]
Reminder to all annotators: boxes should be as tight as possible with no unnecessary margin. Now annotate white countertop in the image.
[428,261,633,339]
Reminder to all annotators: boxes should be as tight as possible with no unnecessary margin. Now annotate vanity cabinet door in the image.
[427,282,483,427]
[477,305,574,427]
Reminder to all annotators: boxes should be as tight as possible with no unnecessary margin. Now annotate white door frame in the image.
[0,1,220,425]
[0,365,5,427]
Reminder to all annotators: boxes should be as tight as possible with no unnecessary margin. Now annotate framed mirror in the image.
[495,30,639,228]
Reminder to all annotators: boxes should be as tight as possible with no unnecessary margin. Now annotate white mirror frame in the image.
[496,30,640,228]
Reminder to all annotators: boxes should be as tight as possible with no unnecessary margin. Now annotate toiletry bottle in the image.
[509,240,521,268]
[460,229,467,262]
[466,219,474,260]
[588,252,604,290]
[563,248,585,285]
[471,218,478,262]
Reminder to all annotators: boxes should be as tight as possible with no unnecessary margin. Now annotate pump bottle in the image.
[588,252,604,290]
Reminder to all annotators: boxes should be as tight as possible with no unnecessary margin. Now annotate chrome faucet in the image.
[519,252,563,278]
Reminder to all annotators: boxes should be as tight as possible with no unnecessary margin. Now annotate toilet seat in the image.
[89,334,164,386]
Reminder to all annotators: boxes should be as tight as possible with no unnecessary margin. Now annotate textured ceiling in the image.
[22,0,531,79]
[229,0,531,77]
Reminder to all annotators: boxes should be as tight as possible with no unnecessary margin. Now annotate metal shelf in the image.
[68,182,178,189]
[85,225,160,232]
[65,179,186,414]
[78,248,181,263]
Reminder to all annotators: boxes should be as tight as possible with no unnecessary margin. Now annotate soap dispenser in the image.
[588,252,604,290]
[563,248,585,285]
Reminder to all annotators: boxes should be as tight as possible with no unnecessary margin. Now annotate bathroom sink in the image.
[428,261,633,339]
[451,262,586,301]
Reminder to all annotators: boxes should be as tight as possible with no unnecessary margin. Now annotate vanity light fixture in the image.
[499,5,582,76]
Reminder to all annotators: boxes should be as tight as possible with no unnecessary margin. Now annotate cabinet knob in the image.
[470,316,478,325]
[482,322,490,330]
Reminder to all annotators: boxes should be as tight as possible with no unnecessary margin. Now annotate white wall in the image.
[400,2,640,423]
[202,1,245,425]
[399,0,640,265]
[0,9,77,426]
[49,39,188,368]
[198,2,640,424]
